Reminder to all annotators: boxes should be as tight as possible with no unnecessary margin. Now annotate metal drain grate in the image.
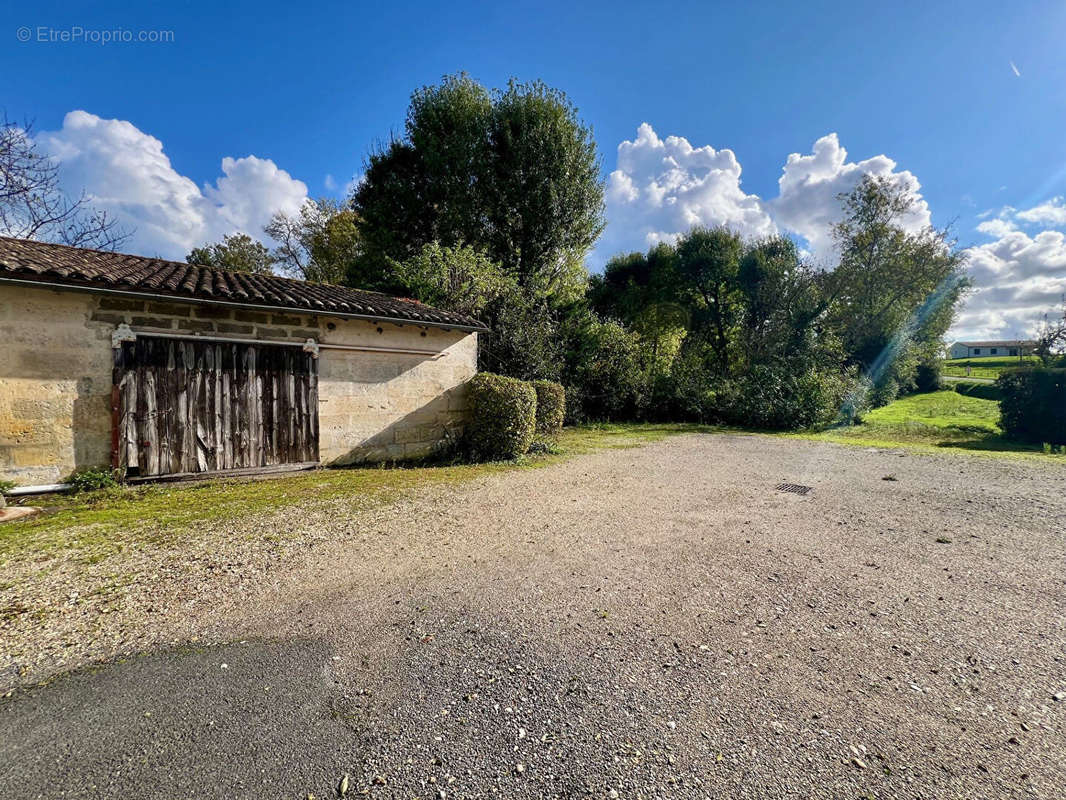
[776,483,812,495]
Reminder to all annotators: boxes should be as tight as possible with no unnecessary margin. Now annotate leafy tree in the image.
[389,241,514,319]
[562,315,646,422]
[478,291,563,382]
[352,74,604,302]
[675,227,744,374]
[736,236,828,366]
[187,232,274,273]
[589,245,687,388]
[265,198,361,285]
[0,115,128,249]
[483,79,604,300]
[824,176,968,401]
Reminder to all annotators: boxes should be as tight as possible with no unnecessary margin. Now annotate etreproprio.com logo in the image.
[16,26,175,44]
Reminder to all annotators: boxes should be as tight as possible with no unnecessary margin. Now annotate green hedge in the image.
[996,368,1066,444]
[951,380,1002,401]
[466,373,537,460]
[532,380,565,437]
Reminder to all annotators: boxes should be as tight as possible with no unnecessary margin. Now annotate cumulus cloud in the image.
[598,123,776,261]
[771,133,931,263]
[1014,196,1066,227]
[975,217,1017,238]
[600,122,1063,340]
[953,228,1066,339]
[35,110,307,260]
[600,124,931,267]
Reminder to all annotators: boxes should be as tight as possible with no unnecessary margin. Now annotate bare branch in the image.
[0,113,131,250]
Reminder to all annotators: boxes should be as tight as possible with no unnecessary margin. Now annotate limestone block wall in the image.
[0,287,113,486]
[0,283,477,486]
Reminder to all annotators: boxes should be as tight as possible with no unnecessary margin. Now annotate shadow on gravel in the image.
[0,640,362,800]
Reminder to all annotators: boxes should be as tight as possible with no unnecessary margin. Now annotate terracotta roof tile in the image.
[0,236,488,331]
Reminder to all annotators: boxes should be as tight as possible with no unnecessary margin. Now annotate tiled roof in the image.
[953,340,1035,348]
[0,236,488,331]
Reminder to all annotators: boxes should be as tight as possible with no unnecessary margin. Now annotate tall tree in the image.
[825,176,968,399]
[675,227,744,374]
[187,233,274,273]
[736,236,826,365]
[264,198,361,285]
[0,115,128,249]
[483,79,604,299]
[589,244,687,376]
[352,74,604,302]
[389,241,514,319]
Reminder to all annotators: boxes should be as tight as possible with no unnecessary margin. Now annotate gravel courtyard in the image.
[2,434,1065,799]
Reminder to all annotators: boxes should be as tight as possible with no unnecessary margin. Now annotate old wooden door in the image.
[115,337,319,477]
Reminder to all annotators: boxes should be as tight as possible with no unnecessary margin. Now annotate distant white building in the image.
[947,340,1036,359]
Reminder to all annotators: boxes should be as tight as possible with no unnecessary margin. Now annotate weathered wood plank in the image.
[117,336,319,477]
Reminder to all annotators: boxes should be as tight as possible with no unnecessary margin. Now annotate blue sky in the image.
[5,0,1066,338]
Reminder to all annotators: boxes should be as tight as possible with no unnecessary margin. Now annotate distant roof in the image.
[0,236,488,332]
[952,340,1036,348]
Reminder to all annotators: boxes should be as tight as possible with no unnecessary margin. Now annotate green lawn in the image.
[801,390,1044,454]
[943,355,1038,379]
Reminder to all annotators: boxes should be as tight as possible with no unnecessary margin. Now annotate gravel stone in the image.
[2,434,1064,799]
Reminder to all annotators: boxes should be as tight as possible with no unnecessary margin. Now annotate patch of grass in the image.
[794,390,1052,456]
[860,390,1000,431]
[0,423,705,565]
[943,355,1038,379]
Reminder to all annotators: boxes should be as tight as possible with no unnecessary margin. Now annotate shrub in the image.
[564,318,645,422]
[67,467,119,493]
[713,365,852,430]
[531,380,565,437]
[913,362,943,393]
[465,373,537,460]
[996,368,1066,444]
[952,380,1001,401]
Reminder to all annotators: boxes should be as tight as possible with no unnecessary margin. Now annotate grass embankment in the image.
[943,355,1038,379]
[801,390,1046,455]
[0,423,691,566]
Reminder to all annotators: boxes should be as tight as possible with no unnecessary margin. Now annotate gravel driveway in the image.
[2,434,1065,799]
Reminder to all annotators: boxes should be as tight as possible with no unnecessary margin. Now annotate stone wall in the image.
[0,283,477,486]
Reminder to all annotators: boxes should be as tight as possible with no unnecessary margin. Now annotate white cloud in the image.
[1015,196,1066,227]
[771,133,931,263]
[600,124,930,267]
[953,228,1066,339]
[975,217,1017,238]
[600,122,1063,340]
[598,123,776,262]
[35,110,307,260]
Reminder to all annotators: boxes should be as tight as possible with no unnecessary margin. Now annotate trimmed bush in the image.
[996,368,1066,444]
[532,381,565,437]
[465,373,537,460]
[952,380,1001,401]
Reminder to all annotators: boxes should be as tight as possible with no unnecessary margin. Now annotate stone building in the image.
[0,236,486,487]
